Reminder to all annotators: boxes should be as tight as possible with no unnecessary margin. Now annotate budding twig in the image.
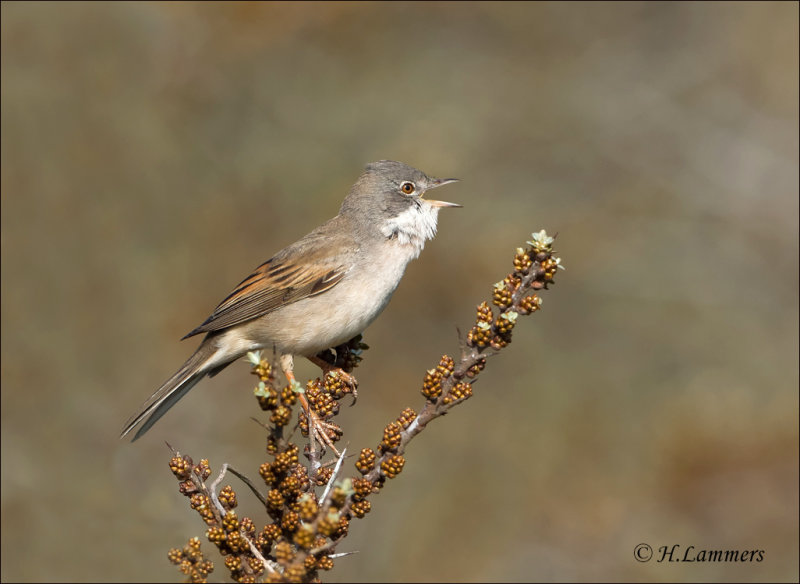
[165,230,562,583]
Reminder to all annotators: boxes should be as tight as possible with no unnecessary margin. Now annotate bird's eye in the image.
[400,182,415,195]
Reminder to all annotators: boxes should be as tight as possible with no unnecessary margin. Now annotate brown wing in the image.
[182,256,347,338]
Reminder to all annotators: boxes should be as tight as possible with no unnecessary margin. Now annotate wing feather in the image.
[182,250,349,338]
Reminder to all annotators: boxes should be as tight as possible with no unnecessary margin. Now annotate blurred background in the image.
[1,2,797,582]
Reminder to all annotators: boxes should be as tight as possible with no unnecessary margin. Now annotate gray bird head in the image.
[339,160,460,251]
[341,160,460,219]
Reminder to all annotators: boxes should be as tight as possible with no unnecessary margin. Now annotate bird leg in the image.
[279,354,341,455]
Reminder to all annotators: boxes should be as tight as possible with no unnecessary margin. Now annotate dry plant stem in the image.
[305,449,350,556]
[328,551,358,560]
[209,464,230,516]
[243,533,278,576]
[227,466,270,509]
[297,391,322,472]
[319,448,347,506]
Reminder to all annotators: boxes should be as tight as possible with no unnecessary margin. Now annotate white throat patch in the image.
[380,202,439,258]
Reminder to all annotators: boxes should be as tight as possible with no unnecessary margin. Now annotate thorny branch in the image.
[166,230,563,583]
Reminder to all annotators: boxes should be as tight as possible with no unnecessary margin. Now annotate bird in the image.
[121,160,460,444]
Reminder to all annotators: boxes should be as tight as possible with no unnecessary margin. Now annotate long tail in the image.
[121,342,221,441]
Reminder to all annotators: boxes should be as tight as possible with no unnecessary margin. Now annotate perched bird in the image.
[121,160,459,444]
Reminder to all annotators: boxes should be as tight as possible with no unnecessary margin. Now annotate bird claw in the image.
[305,409,341,456]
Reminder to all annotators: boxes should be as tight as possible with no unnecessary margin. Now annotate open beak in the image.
[425,177,461,208]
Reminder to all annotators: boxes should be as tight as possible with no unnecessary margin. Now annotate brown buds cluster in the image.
[421,355,455,400]
[379,421,403,454]
[442,381,473,405]
[356,448,377,475]
[168,537,214,583]
[519,294,541,315]
[396,407,417,429]
[380,454,406,479]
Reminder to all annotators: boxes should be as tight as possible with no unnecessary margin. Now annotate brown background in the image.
[1,2,797,582]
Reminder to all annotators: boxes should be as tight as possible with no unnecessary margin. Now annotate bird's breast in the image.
[238,239,421,356]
